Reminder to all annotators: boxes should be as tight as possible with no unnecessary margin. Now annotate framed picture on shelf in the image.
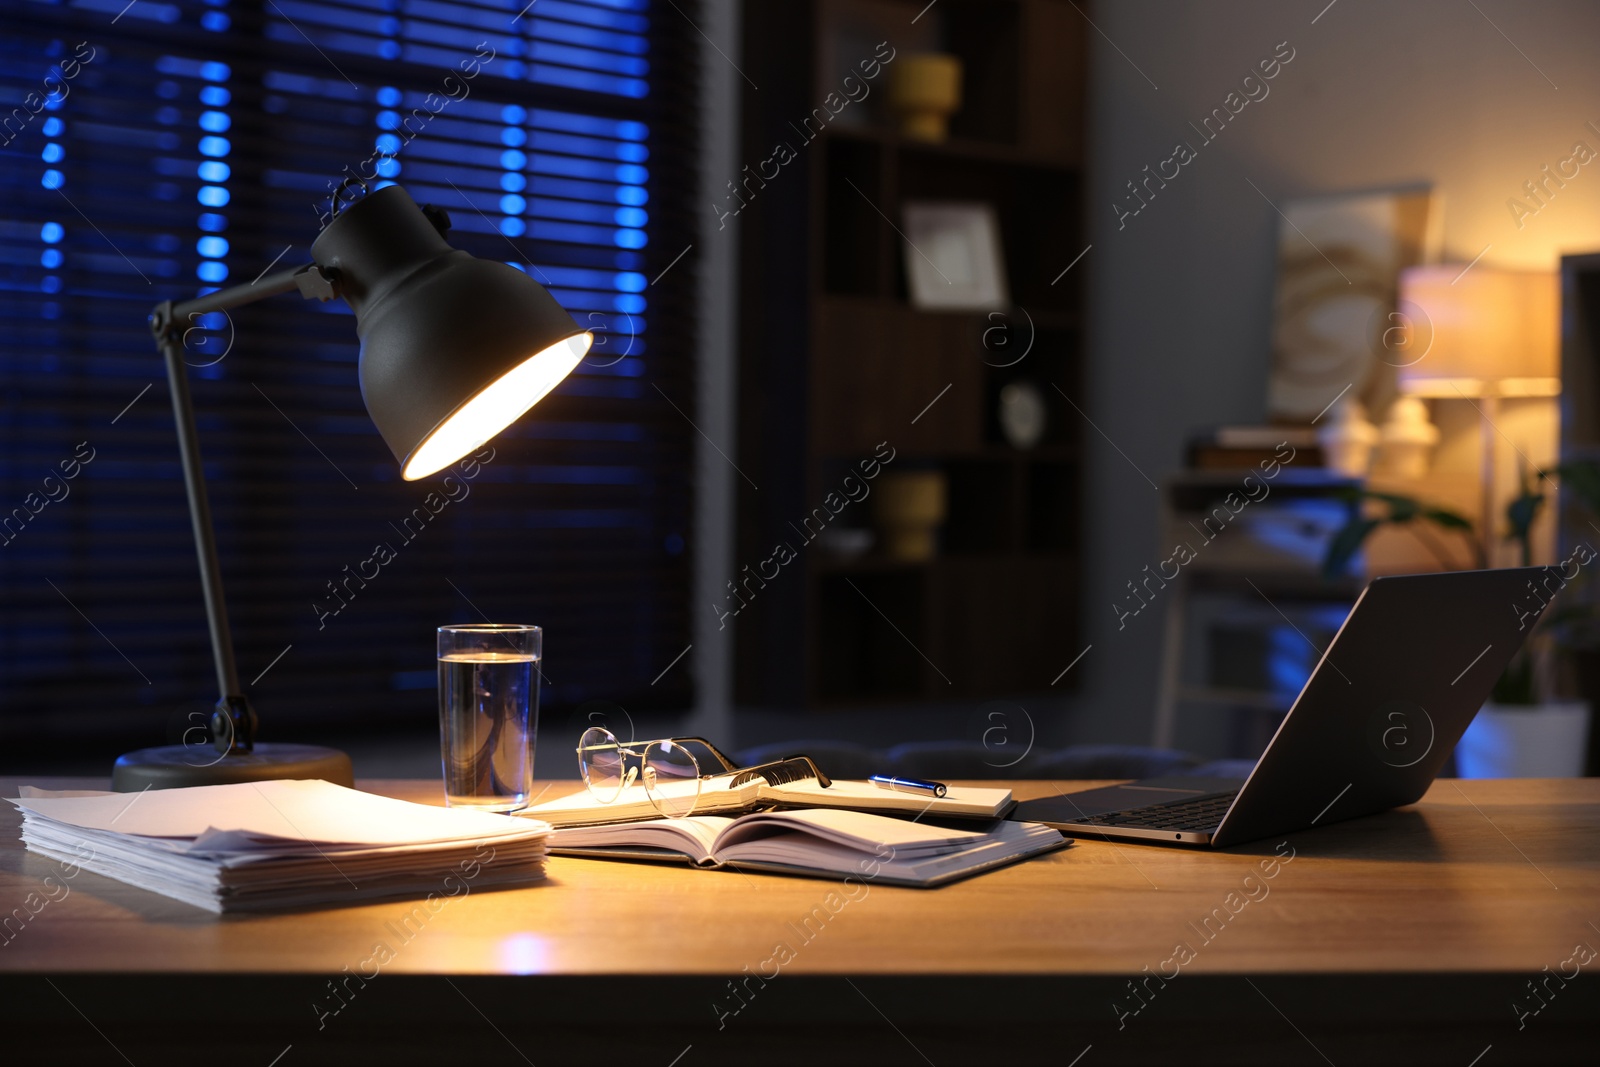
[901,200,1010,312]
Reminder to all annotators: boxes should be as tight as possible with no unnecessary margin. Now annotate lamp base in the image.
[111,743,354,792]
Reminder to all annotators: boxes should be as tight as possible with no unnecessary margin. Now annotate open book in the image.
[522,776,1014,829]
[548,806,1066,888]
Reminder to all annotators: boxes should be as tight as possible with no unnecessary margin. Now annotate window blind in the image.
[0,0,699,753]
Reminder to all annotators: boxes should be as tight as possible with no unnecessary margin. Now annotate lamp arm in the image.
[165,262,338,321]
[148,263,339,754]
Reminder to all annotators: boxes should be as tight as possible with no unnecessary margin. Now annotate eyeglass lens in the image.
[577,726,628,802]
[642,739,702,818]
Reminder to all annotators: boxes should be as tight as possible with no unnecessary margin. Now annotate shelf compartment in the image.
[943,1,1024,146]
[815,569,929,701]
[983,325,1078,451]
[894,149,1082,313]
[821,136,890,297]
[809,297,984,455]
[1025,461,1077,553]
[943,458,1022,554]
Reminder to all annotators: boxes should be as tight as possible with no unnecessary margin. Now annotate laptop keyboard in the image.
[1072,791,1239,832]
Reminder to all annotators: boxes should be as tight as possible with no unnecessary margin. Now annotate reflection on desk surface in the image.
[0,777,1595,981]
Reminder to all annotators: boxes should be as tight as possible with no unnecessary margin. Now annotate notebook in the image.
[522,777,1015,829]
[9,779,551,913]
[548,806,1067,887]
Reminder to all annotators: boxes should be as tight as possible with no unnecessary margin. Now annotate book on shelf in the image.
[548,806,1068,888]
[520,776,1015,829]
[1211,425,1321,449]
[9,779,551,914]
[1187,425,1324,471]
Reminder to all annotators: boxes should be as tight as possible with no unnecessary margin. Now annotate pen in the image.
[869,774,948,799]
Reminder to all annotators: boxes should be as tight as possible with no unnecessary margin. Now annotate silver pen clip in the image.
[869,774,948,799]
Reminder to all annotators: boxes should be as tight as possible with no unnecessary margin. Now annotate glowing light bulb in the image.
[400,332,591,480]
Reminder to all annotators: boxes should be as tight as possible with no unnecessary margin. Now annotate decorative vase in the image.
[1377,395,1439,480]
[872,470,947,561]
[1455,700,1592,777]
[887,54,963,142]
[1316,396,1379,477]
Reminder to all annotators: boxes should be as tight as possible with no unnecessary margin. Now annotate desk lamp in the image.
[110,183,592,791]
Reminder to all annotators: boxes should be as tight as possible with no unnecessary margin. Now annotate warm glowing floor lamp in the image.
[1396,265,1559,564]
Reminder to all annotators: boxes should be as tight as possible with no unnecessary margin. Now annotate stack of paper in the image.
[9,779,550,913]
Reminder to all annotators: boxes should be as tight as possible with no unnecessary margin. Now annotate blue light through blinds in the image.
[265,0,649,97]
[0,0,696,749]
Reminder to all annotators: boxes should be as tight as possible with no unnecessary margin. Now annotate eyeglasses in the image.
[575,727,831,819]
[576,728,738,818]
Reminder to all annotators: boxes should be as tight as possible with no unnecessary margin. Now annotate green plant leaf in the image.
[1419,506,1474,531]
[1490,653,1538,705]
[1387,496,1419,522]
[1546,461,1600,517]
[1322,517,1381,579]
[1505,492,1545,538]
[1361,490,1416,509]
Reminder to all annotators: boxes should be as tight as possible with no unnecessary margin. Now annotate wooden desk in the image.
[3,778,1597,1065]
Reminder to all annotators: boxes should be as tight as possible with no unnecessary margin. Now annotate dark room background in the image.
[0,0,700,765]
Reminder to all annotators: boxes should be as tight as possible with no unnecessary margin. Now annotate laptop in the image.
[1012,567,1559,847]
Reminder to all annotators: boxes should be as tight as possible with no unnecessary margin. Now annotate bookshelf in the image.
[734,0,1088,708]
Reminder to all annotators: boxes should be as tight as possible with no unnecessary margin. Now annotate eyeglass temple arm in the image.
[791,755,832,788]
[728,755,832,789]
[669,737,742,773]
[673,738,833,788]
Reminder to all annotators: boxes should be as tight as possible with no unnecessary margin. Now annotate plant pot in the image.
[1455,700,1592,778]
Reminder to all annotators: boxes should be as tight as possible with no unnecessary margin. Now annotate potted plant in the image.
[1453,465,1592,777]
[1319,490,1482,578]
[1322,468,1594,777]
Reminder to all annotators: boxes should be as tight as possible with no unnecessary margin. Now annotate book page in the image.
[548,816,735,863]
[521,778,762,827]
[859,822,1066,883]
[712,807,994,855]
[714,818,1067,885]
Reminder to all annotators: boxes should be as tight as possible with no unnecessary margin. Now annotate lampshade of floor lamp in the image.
[1396,265,1559,563]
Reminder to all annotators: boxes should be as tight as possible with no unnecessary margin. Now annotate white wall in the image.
[1072,0,1600,748]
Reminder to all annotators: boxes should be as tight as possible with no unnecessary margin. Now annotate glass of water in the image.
[437,623,541,812]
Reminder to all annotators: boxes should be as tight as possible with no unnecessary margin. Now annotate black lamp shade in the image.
[310,185,591,480]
